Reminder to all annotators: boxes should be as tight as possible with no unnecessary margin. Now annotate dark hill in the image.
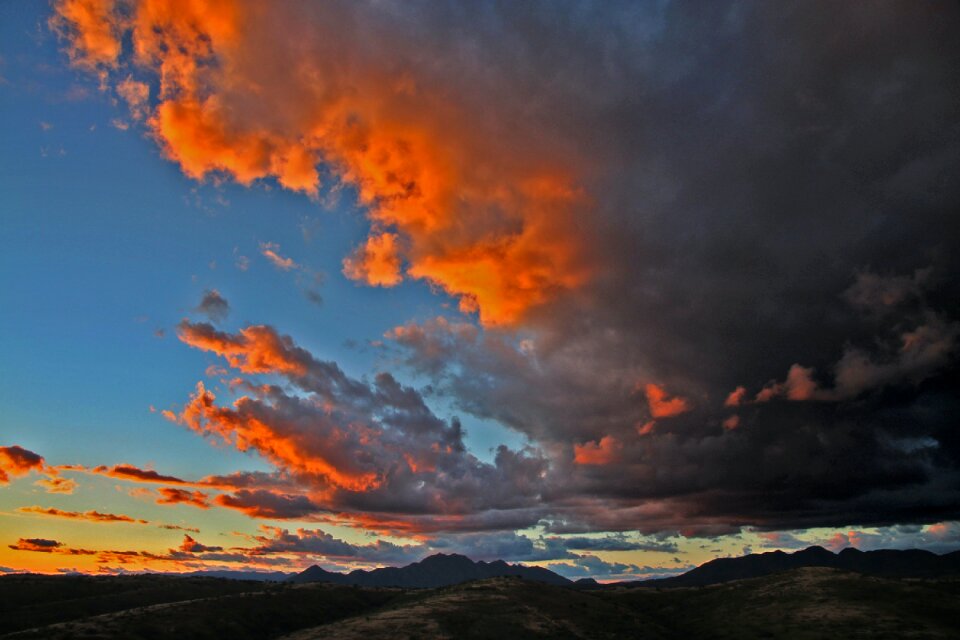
[289,553,571,588]
[5,564,960,638]
[636,545,960,587]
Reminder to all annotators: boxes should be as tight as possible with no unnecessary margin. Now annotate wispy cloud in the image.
[259,242,298,271]
[18,506,148,525]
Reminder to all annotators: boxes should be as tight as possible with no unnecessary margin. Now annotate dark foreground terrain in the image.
[3,567,959,639]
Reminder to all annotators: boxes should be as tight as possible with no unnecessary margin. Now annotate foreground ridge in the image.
[4,566,960,639]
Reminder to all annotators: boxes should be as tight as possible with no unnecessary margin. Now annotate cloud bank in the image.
[51,0,960,540]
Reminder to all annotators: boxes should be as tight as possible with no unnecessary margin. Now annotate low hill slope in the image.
[280,577,658,640]
[4,566,959,639]
[282,569,960,640]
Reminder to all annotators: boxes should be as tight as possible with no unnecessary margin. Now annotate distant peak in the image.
[291,551,570,587]
[419,553,475,565]
[795,545,834,555]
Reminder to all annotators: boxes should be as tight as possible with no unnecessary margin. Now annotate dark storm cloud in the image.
[160,0,960,537]
[214,490,321,520]
[385,0,960,534]
[557,535,678,554]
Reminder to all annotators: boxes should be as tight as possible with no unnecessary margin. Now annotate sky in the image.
[1,0,959,581]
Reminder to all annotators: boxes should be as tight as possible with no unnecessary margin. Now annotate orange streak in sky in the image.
[17,506,148,524]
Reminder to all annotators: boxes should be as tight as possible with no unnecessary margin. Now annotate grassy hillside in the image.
[2,567,959,639]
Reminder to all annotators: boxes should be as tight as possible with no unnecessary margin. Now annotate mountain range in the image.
[289,552,572,588]
[633,545,960,587]
[289,546,960,590]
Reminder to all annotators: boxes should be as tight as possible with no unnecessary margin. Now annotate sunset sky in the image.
[2,0,959,580]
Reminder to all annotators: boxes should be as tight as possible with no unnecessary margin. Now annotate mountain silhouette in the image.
[289,553,571,588]
[636,545,960,587]
[289,546,960,590]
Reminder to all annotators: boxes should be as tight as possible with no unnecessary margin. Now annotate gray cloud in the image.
[214,490,320,520]
[550,555,691,581]
[175,321,550,532]
[195,289,230,323]
[556,535,678,554]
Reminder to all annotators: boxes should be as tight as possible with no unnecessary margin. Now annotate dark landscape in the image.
[3,547,959,639]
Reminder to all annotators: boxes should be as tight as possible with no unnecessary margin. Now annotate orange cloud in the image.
[49,0,121,70]
[260,242,298,271]
[342,232,403,287]
[724,386,746,407]
[9,538,96,555]
[925,522,956,539]
[783,365,819,401]
[9,538,65,553]
[755,364,823,403]
[117,75,150,120]
[159,523,201,533]
[722,415,740,430]
[93,464,190,485]
[0,445,45,484]
[34,476,78,494]
[205,365,229,377]
[214,489,319,519]
[198,470,301,492]
[172,320,550,525]
[177,322,310,377]
[573,436,622,465]
[178,534,222,553]
[754,384,779,403]
[171,324,393,493]
[825,530,864,551]
[636,421,656,436]
[644,384,691,418]
[52,0,594,326]
[316,512,455,540]
[403,452,436,474]
[176,382,380,493]
[18,506,148,524]
[156,487,210,509]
